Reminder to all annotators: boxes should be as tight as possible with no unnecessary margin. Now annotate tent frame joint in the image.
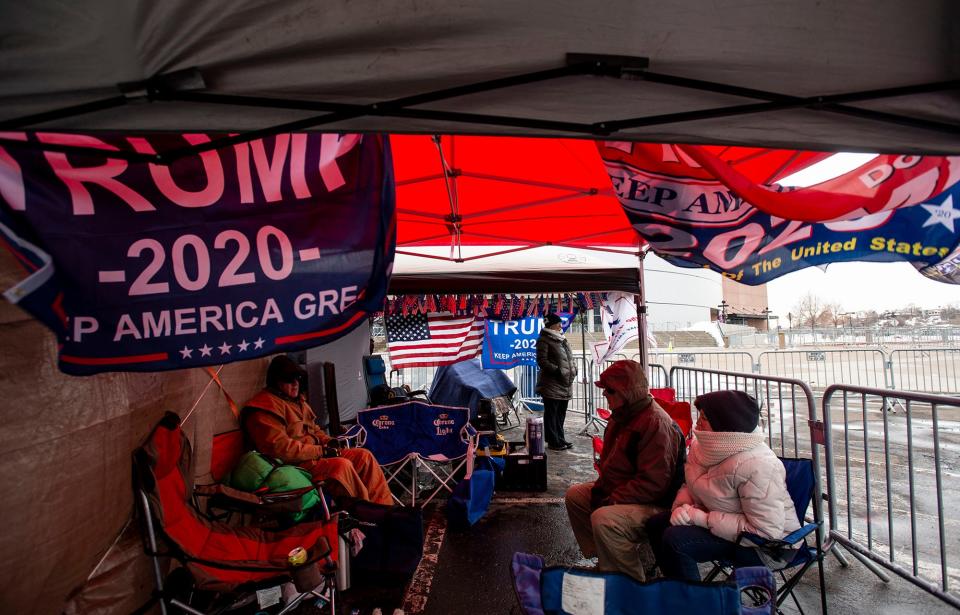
[118,67,207,102]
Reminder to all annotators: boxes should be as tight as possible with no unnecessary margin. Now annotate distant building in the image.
[720,278,773,331]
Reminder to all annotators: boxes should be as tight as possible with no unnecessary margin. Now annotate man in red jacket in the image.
[564,360,682,581]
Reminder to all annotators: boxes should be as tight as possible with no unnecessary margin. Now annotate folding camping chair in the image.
[363,354,429,406]
[134,412,339,615]
[704,457,828,615]
[591,391,693,470]
[356,401,478,506]
[511,552,776,615]
[586,388,688,435]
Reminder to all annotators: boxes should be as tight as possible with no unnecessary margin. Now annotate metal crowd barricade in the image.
[668,366,830,613]
[822,385,960,610]
[757,349,889,392]
[648,363,669,389]
[669,366,821,460]
[887,348,960,395]
[651,351,756,375]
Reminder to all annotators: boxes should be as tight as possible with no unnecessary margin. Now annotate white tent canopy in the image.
[1,1,958,154]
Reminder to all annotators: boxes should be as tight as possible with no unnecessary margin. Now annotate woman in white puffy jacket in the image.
[646,390,801,580]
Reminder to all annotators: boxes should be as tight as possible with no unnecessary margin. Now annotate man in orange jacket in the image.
[242,355,393,505]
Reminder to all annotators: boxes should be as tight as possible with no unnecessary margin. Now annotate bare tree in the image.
[793,292,826,328]
[942,304,960,324]
[823,301,844,328]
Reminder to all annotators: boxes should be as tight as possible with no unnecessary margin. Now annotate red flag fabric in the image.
[598,141,960,285]
[600,142,959,222]
[385,312,484,370]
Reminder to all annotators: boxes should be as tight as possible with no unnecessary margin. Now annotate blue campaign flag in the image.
[0,133,395,374]
[481,312,575,369]
[648,181,960,285]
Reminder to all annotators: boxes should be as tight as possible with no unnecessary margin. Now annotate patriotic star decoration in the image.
[179,339,257,361]
[921,195,960,232]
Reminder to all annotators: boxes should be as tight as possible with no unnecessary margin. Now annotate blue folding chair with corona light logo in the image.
[356,401,477,506]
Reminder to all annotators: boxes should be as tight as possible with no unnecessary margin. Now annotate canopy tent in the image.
[1,2,959,614]
[387,134,645,293]
[1,1,958,156]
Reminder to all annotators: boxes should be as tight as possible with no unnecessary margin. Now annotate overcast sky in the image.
[762,154,960,318]
[765,261,960,318]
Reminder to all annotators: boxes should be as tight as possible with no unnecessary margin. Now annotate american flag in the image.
[385,311,484,369]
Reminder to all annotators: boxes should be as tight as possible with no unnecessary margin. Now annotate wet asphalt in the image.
[304,412,959,615]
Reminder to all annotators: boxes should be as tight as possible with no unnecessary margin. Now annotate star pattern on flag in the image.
[386,313,430,342]
[179,346,193,359]
[237,339,250,352]
[921,195,960,232]
[253,337,266,349]
[218,341,232,355]
[199,344,213,357]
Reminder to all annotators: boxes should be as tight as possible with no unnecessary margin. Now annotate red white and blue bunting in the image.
[379,292,603,319]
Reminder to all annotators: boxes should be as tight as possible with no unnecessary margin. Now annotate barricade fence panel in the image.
[651,351,756,375]
[668,366,819,461]
[822,386,960,609]
[648,363,669,389]
[778,326,960,347]
[757,349,889,392]
[888,349,960,396]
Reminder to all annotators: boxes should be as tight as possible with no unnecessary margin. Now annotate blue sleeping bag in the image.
[429,358,517,420]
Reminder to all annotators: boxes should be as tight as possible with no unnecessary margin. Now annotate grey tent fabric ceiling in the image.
[1,1,958,155]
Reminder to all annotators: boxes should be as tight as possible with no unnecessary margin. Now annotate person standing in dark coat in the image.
[536,313,577,450]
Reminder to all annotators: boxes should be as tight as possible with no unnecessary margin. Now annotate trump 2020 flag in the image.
[592,292,639,363]
[386,312,484,370]
[0,132,395,374]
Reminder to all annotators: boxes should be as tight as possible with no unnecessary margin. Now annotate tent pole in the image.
[635,249,649,373]
[580,307,588,422]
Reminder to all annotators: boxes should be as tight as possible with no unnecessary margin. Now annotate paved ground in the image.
[283,409,960,615]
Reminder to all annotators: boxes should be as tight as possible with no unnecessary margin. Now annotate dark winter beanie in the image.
[544,313,563,327]
[266,355,306,389]
[694,390,760,433]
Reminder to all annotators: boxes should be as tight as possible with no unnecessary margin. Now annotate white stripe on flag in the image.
[387,312,484,369]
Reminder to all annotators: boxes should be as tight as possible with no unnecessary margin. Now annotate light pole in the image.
[761,306,772,332]
[718,300,729,323]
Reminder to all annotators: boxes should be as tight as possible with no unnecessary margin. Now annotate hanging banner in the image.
[598,142,960,285]
[593,292,638,364]
[481,312,575,369]
[0,133,396,374]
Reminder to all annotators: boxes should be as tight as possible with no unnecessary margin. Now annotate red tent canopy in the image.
[391,135,640,258]
[390,135,833,261]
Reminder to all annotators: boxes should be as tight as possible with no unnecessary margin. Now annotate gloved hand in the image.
[670,504,692,526]
[323,441,341,458]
